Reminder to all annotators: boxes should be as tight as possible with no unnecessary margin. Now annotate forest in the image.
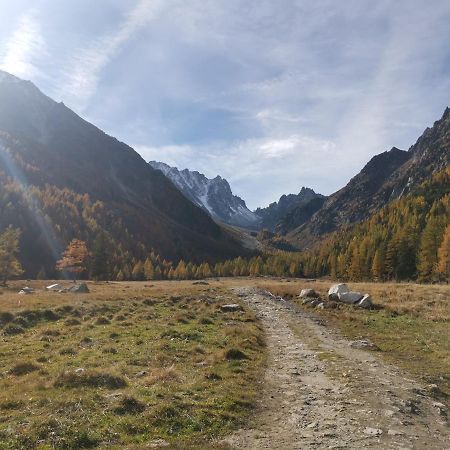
[0,168,449,284]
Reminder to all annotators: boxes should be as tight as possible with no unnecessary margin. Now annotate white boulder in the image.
[328,283,349,301]
[338,291,364,304]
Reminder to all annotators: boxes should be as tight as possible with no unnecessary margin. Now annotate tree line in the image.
[1,168,448,284]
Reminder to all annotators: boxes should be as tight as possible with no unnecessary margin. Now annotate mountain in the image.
[254,187,324,231]
[149,161,260,228]
[286,108,450,247]
[0,71,247,277]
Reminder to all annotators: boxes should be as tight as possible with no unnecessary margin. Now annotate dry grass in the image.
[254,277,450,399]
[0,280,266,448]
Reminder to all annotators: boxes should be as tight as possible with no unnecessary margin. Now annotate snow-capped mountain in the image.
[149,161,260,228]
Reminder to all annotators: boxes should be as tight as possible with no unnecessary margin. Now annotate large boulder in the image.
[68,283,90,294]
[328,283,349,301]
[299,288,319,299]
[338,291,364,304]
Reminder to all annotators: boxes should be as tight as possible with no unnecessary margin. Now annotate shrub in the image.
[3,324,25,335]
[54,370,127,389]
[113,396,146,415]
[10,362,40,376]
[224,348,249,361]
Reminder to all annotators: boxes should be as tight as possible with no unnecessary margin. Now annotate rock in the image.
[387,429,404,436]
[299,288,319,299]
[68,283,90,294]
[357,294,373,309]
[316,303,325,309]
[46,283,63,291]
[328,283,349,301]
[192,281,209,285]
[349,340,379,350]
[363,427,383,436]
[309,299,322,308]
[220,304,242,312]
[338,291,364,304]
[18,287,34,295]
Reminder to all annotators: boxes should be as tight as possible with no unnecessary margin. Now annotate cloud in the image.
[58,0,164,111]
[135,134,338,209]
[0,10,46,78]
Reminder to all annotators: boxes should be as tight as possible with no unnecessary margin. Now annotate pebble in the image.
[363,427,383,436]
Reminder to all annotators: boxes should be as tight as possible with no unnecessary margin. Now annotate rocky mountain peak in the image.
[149,161,260,228]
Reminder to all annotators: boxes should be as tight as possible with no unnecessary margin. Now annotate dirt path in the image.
[224,287,449,450]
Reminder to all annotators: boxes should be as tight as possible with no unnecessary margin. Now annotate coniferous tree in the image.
[0,227,23,285]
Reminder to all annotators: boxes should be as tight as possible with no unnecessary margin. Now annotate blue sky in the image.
[1,1,450,209]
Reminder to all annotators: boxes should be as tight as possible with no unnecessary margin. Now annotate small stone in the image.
[220,304,242,312]
[387,429,403,436]
[299,288,319,299]
[363,427,383,436]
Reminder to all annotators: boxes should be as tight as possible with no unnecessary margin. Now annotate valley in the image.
[0,278,448,449]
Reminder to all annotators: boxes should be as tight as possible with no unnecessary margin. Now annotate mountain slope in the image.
[287,109,450,247]
[254,187,324,231]
[149,161,260,228]
[0,71,246,276]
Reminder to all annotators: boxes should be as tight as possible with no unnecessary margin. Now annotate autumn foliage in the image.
[56,239,89,280]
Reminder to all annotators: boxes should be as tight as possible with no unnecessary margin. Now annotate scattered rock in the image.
[220,304,242,312]
[299,288,319,299]
[46,283,63,291]
[68,283,90,294]
[387,429,404,436]
[328,283,349,301]
[363,427,383,436]
[19,287,34,294]
[338,291,364,304]
[357,294,373,309]
[147,440,170,448]
[432,402,447,416]
[135,370,148,378]
[349,340,379,351]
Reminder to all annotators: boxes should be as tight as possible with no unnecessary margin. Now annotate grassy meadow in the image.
[0,280,265,449]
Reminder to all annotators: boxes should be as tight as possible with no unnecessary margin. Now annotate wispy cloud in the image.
[136,134,338,209]
[0,10,46,78]
[59,0,164,111]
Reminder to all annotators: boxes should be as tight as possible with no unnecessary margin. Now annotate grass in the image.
[258,278,450,400]
[0,280,266,449]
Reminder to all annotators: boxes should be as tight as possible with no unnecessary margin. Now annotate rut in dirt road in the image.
[224,287,449,450]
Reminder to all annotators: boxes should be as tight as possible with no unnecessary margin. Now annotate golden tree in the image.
[56,239,89,281]
[0,227,23,285]
[436,224,450,282]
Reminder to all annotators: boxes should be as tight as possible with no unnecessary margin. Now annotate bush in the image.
[54,370,127,389]
[10,362,40,376]
[224,348,249,361]
[113,396,146,415]
[3,324,25,335]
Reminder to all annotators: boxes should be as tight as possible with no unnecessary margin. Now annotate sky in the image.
[0,1,450,209]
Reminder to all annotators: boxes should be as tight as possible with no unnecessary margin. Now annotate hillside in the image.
[149,161,260,228]
[286,108,450,246]
[0,71,247,277]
